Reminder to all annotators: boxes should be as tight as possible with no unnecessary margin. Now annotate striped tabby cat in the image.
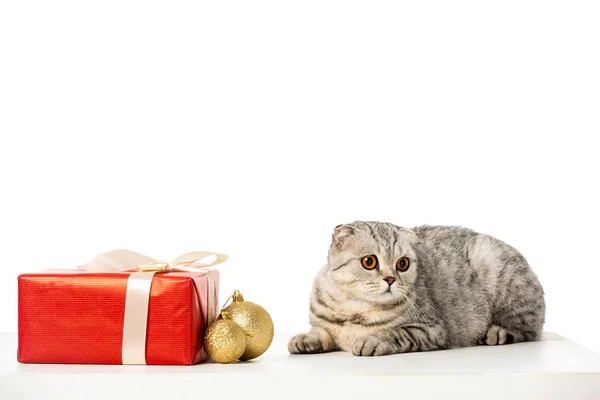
[289,221,545,356]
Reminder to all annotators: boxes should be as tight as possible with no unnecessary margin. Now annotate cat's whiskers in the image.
[397,290,431,324]
[402,302,424,326]
[412,286,450,292]
[399,289,435,324]
[411,292,452,326]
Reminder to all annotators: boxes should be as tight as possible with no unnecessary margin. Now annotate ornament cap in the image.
[232,290,244,303]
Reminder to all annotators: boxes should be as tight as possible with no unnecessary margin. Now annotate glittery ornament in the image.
[222,290,274,361]
[203,312,246,364]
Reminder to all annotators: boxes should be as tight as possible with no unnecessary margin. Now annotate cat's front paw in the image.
[352,335,392,356]
[288,333,325,354]
[485,325,515,345]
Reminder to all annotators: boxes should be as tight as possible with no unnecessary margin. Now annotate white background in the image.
[1,1,599,354]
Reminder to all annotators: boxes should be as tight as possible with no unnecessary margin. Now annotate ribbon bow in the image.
[78,249,228,273]
[77,249,227,365]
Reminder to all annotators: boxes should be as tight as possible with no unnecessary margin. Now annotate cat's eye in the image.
[396,257,410,272]
[361,255,378,270]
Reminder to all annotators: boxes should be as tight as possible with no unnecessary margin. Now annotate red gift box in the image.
[17,250,224,365]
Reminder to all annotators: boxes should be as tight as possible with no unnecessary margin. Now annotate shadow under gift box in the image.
[17,270,219,365]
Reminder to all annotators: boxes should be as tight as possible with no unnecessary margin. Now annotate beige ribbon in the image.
[78,249,227,365]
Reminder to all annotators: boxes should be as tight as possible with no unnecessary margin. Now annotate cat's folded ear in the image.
[332,224,355,249]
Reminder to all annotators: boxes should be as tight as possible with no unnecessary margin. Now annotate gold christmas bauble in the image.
[222,290,274,361]
[203,313,246,364]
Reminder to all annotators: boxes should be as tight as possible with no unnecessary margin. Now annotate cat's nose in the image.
[383,277,396,286]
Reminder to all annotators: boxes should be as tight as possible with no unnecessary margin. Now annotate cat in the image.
[288,221,545,356]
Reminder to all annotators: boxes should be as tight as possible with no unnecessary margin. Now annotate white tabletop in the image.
[1,332,600,400]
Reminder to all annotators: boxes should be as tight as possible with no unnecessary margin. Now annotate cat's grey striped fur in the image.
[289,221,545,356]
